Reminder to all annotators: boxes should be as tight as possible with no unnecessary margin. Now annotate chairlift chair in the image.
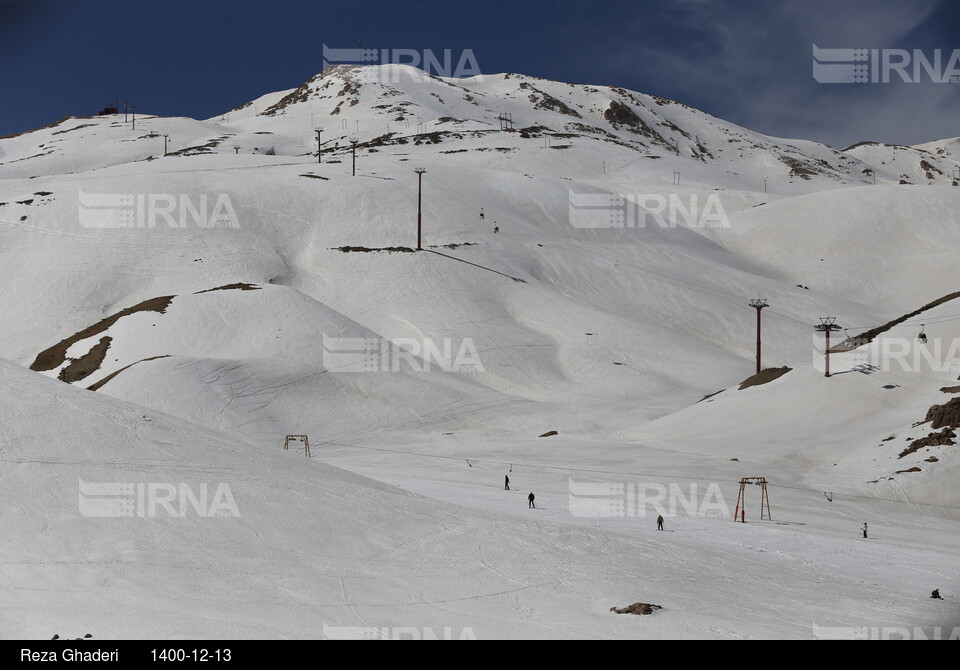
[918,325,928,344]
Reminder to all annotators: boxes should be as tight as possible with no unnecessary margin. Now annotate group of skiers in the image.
[505,474,880,540]
[501,472,945,602]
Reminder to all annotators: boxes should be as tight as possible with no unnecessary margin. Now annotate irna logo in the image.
[78,189,240,229]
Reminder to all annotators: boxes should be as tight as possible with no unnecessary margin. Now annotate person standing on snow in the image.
[657,515,664,531]
[861,522,868,539]
[504,475,510,491]
[528,492,536,509]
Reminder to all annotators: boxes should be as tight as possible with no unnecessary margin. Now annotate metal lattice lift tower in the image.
[734,477,771,522]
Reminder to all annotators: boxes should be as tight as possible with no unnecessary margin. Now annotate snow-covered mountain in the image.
[1,65,958,639]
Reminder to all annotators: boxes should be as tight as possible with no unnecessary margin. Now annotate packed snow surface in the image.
[1,65,958,639]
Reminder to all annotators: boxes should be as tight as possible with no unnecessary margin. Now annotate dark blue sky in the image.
[2,0,958,147]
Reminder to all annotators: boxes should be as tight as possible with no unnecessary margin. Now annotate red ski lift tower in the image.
[415,168,426,250]
[749,298,769,375]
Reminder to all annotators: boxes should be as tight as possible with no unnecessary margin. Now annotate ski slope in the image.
[1,64,958,639]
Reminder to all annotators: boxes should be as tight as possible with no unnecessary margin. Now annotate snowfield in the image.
[1,65,958,639]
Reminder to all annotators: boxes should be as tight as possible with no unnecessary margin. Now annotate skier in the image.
[494,225,499,234]
[932,590,943,600]
[504,475,510,491]
[657,515,664,531]
[861,522,868,539]
[528,492,535,509]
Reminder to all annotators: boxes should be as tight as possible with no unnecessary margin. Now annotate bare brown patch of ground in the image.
[167,136,229,157]
[260,76,322,116]
[195,283,261,294]
[518,83,582,118]
[738,367,791,390]
[604,101,662,142]
[780,156,817,180]
[899,429,956,459]
[334,246,417,254]
[30,296,175,373]
[926,398,960,429]
[51,124,96,136]
[59,336,112,383]
[610,603,662,616]
[698,390,724,403]
[88,356,171,392]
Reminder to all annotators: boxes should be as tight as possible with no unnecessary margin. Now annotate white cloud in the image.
[592,0,954,147]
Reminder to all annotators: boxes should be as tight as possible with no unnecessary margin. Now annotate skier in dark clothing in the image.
[657,515,664,531]
[528,492,535,509]
[932,590,943,600]
[861,522,868,539]
[504,475,510,491]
